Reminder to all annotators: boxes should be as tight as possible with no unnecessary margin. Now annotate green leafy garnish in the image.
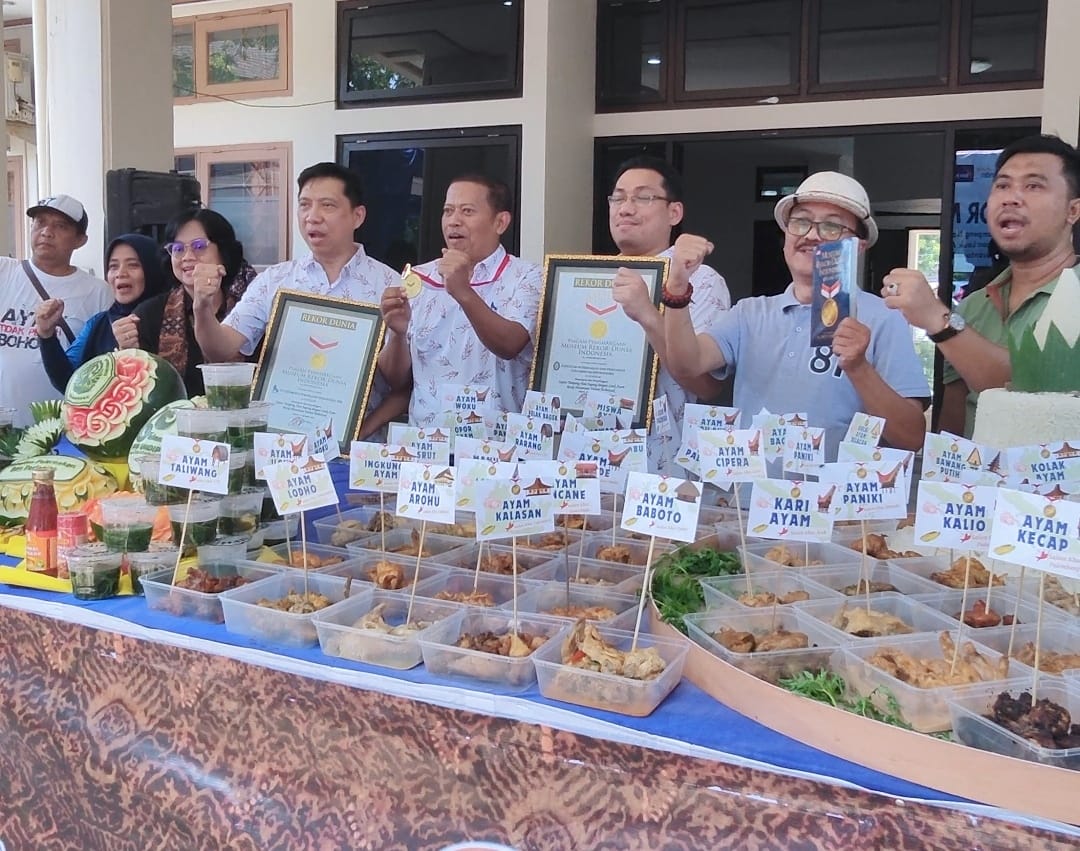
[779,670,914,731]
[650,546,742,633]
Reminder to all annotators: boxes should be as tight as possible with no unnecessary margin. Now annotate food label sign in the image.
[395,462,457,523]
[746,479,835,542]
[454,459,516,512]
[675,404,741,475]
[783,427,826,474]
[265,457,338,514]
[453,437,516,463]
[988,488,1080,580]
[557,428,647,493]
[913,481,995,552]
[751,410,807,462]
[621,472,701,543]
[698,428,766,487]
[441,383,493,414]
[254,432,322,480]
[1004,440,1080,485]
[159,435,230,495]
[843,413,885,447]
[473,470,555,542]
[921,432,989,482]
[817,461,908,522]
[387,425,453,464]
[349,441,408,493]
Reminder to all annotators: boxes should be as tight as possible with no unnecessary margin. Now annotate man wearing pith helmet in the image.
[661,171,929,461]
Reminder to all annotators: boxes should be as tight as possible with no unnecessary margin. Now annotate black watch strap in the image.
[928,313,962,344]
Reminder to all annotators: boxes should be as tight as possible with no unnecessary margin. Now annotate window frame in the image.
[173,4,291,103]
[957,0,1047,87]
[335,0,525,108]
[595,0,671,108]
[174,142,292,269]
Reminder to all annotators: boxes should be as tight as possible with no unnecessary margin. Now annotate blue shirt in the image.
[706,284,929,461]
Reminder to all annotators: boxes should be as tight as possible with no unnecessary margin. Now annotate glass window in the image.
[174,7,290,102]
[172,22,195,99]
[338,128,521,267]
[173,155,197,178]
[682,0,799,95]
[964,0,1044,81]
[814,0,946,88]
[338,0,522,105]
[597,0,668,105]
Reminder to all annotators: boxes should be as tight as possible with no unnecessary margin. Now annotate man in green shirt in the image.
[883,134,1080,436]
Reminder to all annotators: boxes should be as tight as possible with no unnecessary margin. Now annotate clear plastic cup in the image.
[134,454,184,506]
[168,496,222,557]
[99,497,158,553]
[67,548,123,600]
[227,450,253,494]
[127,544,180,595]
[197,537,249,570]
[198,362,256,410]
[174,408,229,443]
[227,402,272,450]
[219,487,263,538]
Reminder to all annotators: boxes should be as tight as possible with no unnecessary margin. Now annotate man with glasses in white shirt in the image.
[607,156,731,474]
[662,171,928,460]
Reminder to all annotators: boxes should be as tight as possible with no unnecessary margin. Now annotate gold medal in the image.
[401,264,422,299]
[820,297,839,327]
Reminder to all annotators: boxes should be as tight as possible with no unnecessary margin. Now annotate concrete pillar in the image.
[519,0,596,259]
[0,1,9,257]
[1042,0,1080,145]
[34,0,173,272]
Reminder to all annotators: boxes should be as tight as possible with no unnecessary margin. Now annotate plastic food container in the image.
[173,407,229,442]
[126,545,179,595]
[683,608,840,686]
[99,496,158,553]
[699,570,840,612]
[891,555,1009,592]
[311,506,383,547]
[418,608,565,693]
[800,562,944,598]
[424,542,558,578]
[218,488,263,538]
[948,678,1080,769]
[526,556,644,595]
[318,551,446,592]
[838,630,1029,733]
[345,528,468,560]
[396,511,477,538]
[555,511,615,534]
[513,583,641,624]
[227,450,254,494]
[313,588,460,670]
[226,402,271,450]
[739,540,861,574]
[793,592,957,644]
[967,622,1080,676]
[168,496,223,557]
[67,549,123,601]
[135,455,184,506]
[245,541,359,572]
[414,569,536,608]
[532,623,689,716]
[578,534,673,566]
[910,588,1068,631]
[198,362,256,410]
[261,514,299,545]
[219,571,350,647]
[141,562,276,622]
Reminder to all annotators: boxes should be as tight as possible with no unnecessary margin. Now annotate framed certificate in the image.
[529,254,668,430]
[252,290,385,455]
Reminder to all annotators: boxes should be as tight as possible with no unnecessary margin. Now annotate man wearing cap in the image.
[606,155,731,474]
[0,196,110,424]
[662,172,929,459]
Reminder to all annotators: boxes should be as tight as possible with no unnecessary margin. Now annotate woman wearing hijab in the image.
[37,232,167,392]
[112,209,257,396]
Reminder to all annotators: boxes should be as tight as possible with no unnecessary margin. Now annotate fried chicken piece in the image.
[831,606,913,638]
[288,550,343,569]
[1042,576,1080,615]
[256,591,331,614]
[714,626,757,654]
[841,580,897,596]
[434,589,495,606]
[991,692,1080,750]
[367,511,396,532]
[330,518,368,547]
[955,599,1014,628]
[547,604,617,621]
[737,589,811,607]
[1013,643,1080,674]
[847,533,921,560]
[755,627,809,652]
[930,556,1005,589]
[763,544,823,567]
[480,551,515,575]
[867,631,1006,688]
[595,543,633,564]
[562,620,666,679]
[368,560,406,590]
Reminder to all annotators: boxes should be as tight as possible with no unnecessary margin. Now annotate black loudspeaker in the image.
[105,168,202,244]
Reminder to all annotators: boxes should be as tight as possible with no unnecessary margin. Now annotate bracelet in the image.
[660,281,694,309]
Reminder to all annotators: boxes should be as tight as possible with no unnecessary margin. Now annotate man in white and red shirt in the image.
[608,156,732,474]
[379,175,541,426]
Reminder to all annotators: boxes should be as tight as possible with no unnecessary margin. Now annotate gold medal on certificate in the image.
[401,264,422,299]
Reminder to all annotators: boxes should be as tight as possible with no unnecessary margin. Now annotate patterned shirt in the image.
[223,244,399,428]
[650,249,732,475]
[405,245,542,425]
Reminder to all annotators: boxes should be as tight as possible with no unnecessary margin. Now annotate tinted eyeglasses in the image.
[785,217,856,241]
[164,238,212,256]
[606,192,670,208]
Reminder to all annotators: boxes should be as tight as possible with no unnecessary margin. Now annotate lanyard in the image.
[416,253,512,289]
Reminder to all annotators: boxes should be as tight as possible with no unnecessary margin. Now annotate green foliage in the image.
[650,546,742,633]
[349,54,418,92]
[780,670,913,730]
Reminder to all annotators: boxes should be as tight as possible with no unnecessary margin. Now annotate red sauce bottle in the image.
[25,468,59,576]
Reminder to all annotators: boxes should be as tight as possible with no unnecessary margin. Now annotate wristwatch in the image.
[928,311,966,343]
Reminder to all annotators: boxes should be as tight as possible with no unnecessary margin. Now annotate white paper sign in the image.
[454,437,517,462]
[675,404,742,475]
[455,458,516,512]
[349,441,408,493]
[254,432,322,480]
[913,480,996,551]
[921,432,990,482]
[837,442,916,505]
[395,462,457,523]
[989,488,1080,580]
[651,394,672,436]
[522,390,564,433]
[752,410,807,462]
[387,425,453,464]
[557,428,647,493]
[483,411,509,443]
[817,461,908,522]
[441,383,494,414]
[582,391,633,429]
[843,413,885,447]
[1004,441,1080,485]
[746,479,835,542]
[473,471,555,541]
[549,460,600,516]
[783,427,826,474]
[698,428,766,487]
[621,472,702,543]
[265,457,338,514]
[505,412,555,460]
[159,434,231,495]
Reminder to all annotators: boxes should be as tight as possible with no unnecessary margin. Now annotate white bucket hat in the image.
[773,171,878,247]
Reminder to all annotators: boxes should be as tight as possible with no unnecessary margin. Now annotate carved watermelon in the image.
[63,349,187,461]
[0,455,118,521]
[127,398,197,477]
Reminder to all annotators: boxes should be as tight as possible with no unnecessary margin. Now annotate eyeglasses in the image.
[786,217,856,241]
[607,192,670,208]
[164,238,212,256]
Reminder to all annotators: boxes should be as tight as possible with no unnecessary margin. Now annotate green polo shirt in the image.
[943,263,1077,436]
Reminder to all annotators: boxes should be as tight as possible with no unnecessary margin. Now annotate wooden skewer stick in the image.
[1004,566,1027,677]
[1033,572,1046,702]
[734,486,751,595]
[299,510,310,600]
[631,535,658,652]
[170,489,195,587]
[379,491,387,554]
[511,535,520,633]
[574,522,587,582]
[950,553,973,676]
[405,520,427,624]
[860,519,871,613]
[471,540,485,592]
